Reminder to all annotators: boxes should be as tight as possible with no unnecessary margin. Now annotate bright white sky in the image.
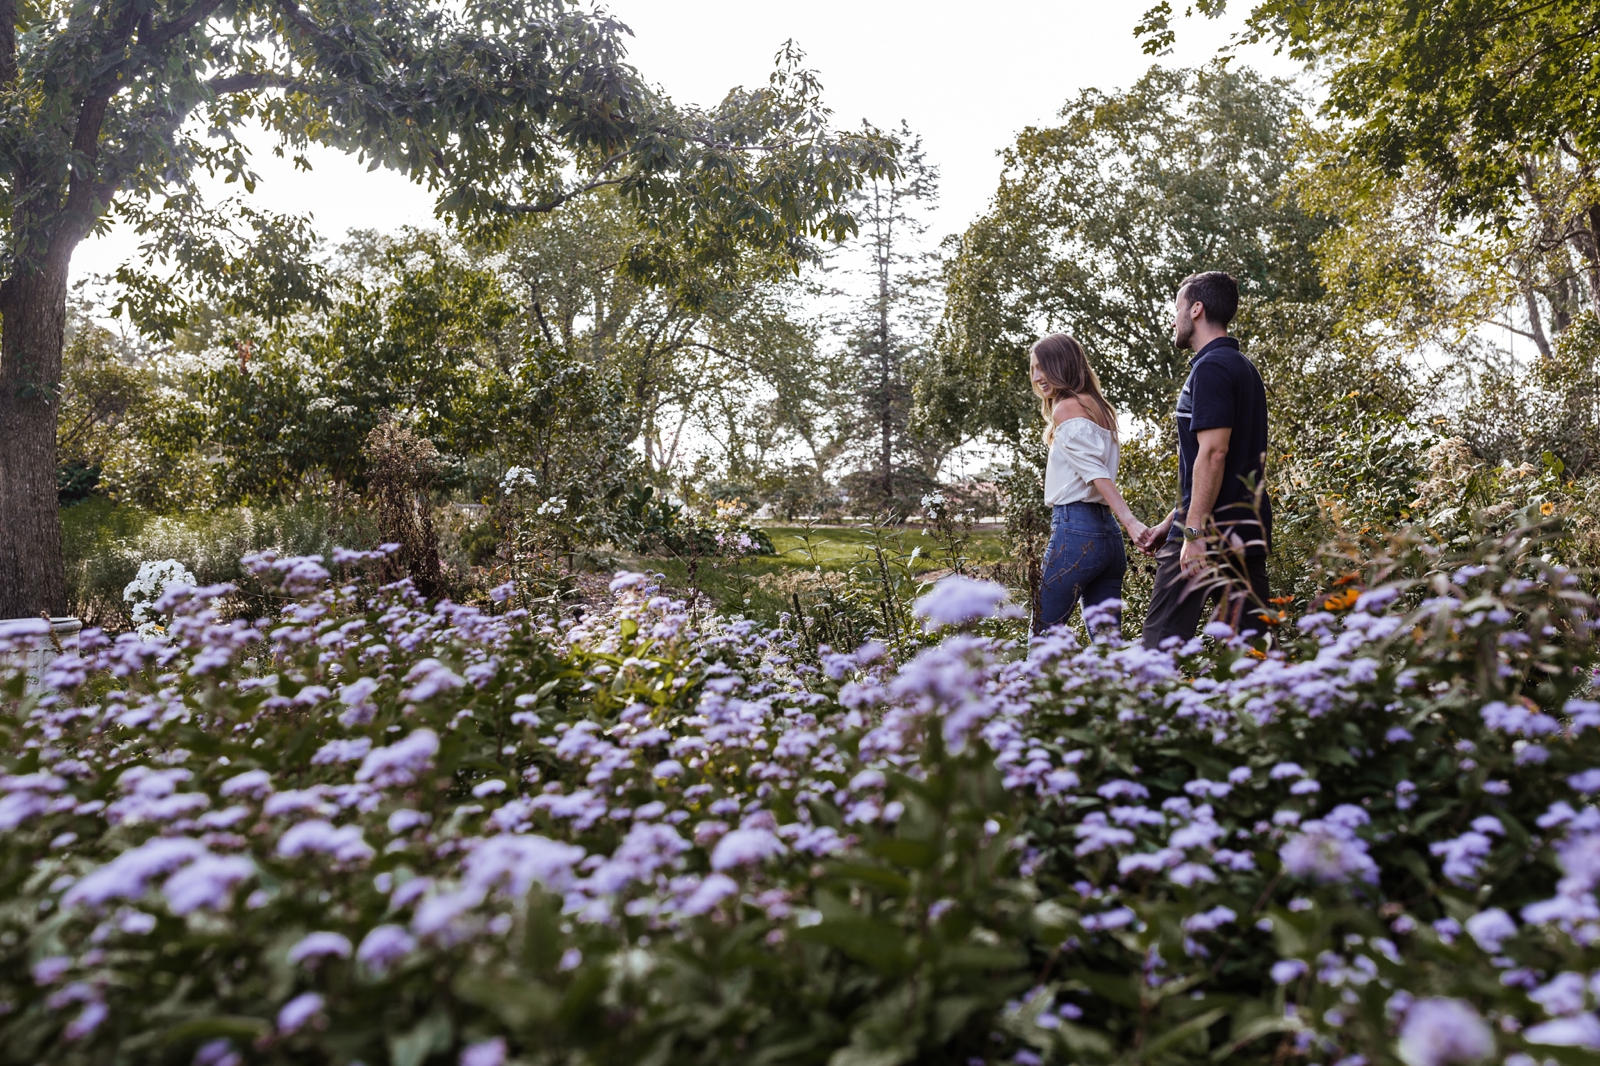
[69,1,1302,287]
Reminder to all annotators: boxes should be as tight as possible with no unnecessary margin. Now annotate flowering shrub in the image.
[2,520,1599,1066]
[122,558,198,640]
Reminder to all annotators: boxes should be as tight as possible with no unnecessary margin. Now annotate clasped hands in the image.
[1129,515,1233,575]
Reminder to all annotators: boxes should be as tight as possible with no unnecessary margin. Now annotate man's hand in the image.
[1178,531,1210,575]
[1137,512,1173,554]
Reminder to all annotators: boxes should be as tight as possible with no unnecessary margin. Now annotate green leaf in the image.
[796,918,911,973]
[866,838,937,870]
[389,1009,453,1066]
[1213,1015,1296,1061]
[156,1016,271,1047]
[1144,1007,1227,1058]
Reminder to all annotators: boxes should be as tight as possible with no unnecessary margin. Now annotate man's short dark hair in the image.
[1178,271,1239,327]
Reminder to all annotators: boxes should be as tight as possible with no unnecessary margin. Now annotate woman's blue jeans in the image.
[1035,502,1126,635]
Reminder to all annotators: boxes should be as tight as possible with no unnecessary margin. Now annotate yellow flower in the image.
[1541,501,1556,516]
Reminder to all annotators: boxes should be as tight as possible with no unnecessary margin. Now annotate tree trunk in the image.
[1580,204,1600,321]
[0,262,71,616]
[876,189,893,503]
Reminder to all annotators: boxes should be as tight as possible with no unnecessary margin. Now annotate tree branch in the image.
[207,71,310,95]
[497,179,628,215]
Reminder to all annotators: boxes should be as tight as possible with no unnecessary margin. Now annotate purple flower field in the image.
[2,525,1599,1066]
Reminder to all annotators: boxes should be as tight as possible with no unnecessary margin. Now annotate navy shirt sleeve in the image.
[1186,357,1237,433]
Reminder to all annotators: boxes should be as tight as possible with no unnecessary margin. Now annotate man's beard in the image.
[1174,314,1194,351]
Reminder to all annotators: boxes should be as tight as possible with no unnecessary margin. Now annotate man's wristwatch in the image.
[1181,525,1203,541]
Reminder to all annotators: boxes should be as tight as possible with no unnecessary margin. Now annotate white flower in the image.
[499,466,538,494]
[123,558,196,634]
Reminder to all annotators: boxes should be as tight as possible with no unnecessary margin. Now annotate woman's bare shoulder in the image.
[1051,396,1091,424]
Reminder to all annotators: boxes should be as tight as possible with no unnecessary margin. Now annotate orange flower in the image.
[1318,587,1362,611]
[1541,501,1556,516]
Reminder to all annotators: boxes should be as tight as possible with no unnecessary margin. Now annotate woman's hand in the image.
[1125,519,1150,552]
[1137,512,1173,553]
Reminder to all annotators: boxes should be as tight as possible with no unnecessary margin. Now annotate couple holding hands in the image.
[1030,270,1272,648]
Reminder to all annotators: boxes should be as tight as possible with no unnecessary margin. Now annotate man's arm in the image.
[1178,427,1230,573]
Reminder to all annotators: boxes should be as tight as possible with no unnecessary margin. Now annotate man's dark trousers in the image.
[1140,540,1270,648]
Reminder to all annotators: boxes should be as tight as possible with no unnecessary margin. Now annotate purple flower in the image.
[679,873,740,916]
[1182,906,1236,934]
[288,932,354,965]
[355,729,439,788]
[1396,998,1494,1066]
[1097,780,1149,801]
[403,659,465,701]
[356,924,416,972]
[193,1038,242,1066]
[64,999,109,1041]
[63,837,208,909]
[276,991,324,1034]
[1464,909,1516,953]
[312,738,372,765]
[461,834,586,896]
[1280,820,1378,884]
[1081,907,1136,932]
[461,1038,507,1066]
[1569,770,1600,794]
[275,820,373,863]
[1270,959,1307,984]
[219,770,272,798]
[1525,1014,1600,1049]
[1530,972,1587,1017]
[710,828,785,871]
[32,956,71,984]
[163,854,255,914]
[911,576,1010,631]
[387,809,430,834]
[610,571,647,593]
[1430,832,1494,884]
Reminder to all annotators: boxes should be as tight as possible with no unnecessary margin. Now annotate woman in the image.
[1030,333,1148,636]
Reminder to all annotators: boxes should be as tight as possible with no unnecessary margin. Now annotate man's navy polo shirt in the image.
[1168,336,1272,555]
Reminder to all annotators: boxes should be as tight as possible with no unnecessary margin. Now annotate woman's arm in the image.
[1092,477,1149,546]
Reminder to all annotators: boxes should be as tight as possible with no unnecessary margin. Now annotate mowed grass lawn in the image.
[615,523,1014,623]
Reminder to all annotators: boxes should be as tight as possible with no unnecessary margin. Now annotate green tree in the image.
[830,122,943,510]
[497,190,825,484]
[919,63,1326,446]
[1139,0,1600,322]
[0,0,893,615]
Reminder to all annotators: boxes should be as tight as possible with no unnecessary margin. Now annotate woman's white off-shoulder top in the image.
[1043,417,1119,506]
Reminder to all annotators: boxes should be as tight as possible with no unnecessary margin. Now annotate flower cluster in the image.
[121,557,196,640]
[1,522,1597,1066]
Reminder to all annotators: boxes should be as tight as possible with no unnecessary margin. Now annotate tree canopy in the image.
[0,0,896,615]
[917,63,1325,447]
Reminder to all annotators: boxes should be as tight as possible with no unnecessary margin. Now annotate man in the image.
[1136,271,1272,648]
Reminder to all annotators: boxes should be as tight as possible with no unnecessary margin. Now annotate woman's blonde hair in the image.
[1030,333,1118,444]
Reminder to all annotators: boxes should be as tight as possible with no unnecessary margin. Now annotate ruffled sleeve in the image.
[1053,420,1115,483]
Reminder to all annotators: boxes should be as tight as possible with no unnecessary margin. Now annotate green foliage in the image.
[921,62,1327,444]
[59,497,380,629]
